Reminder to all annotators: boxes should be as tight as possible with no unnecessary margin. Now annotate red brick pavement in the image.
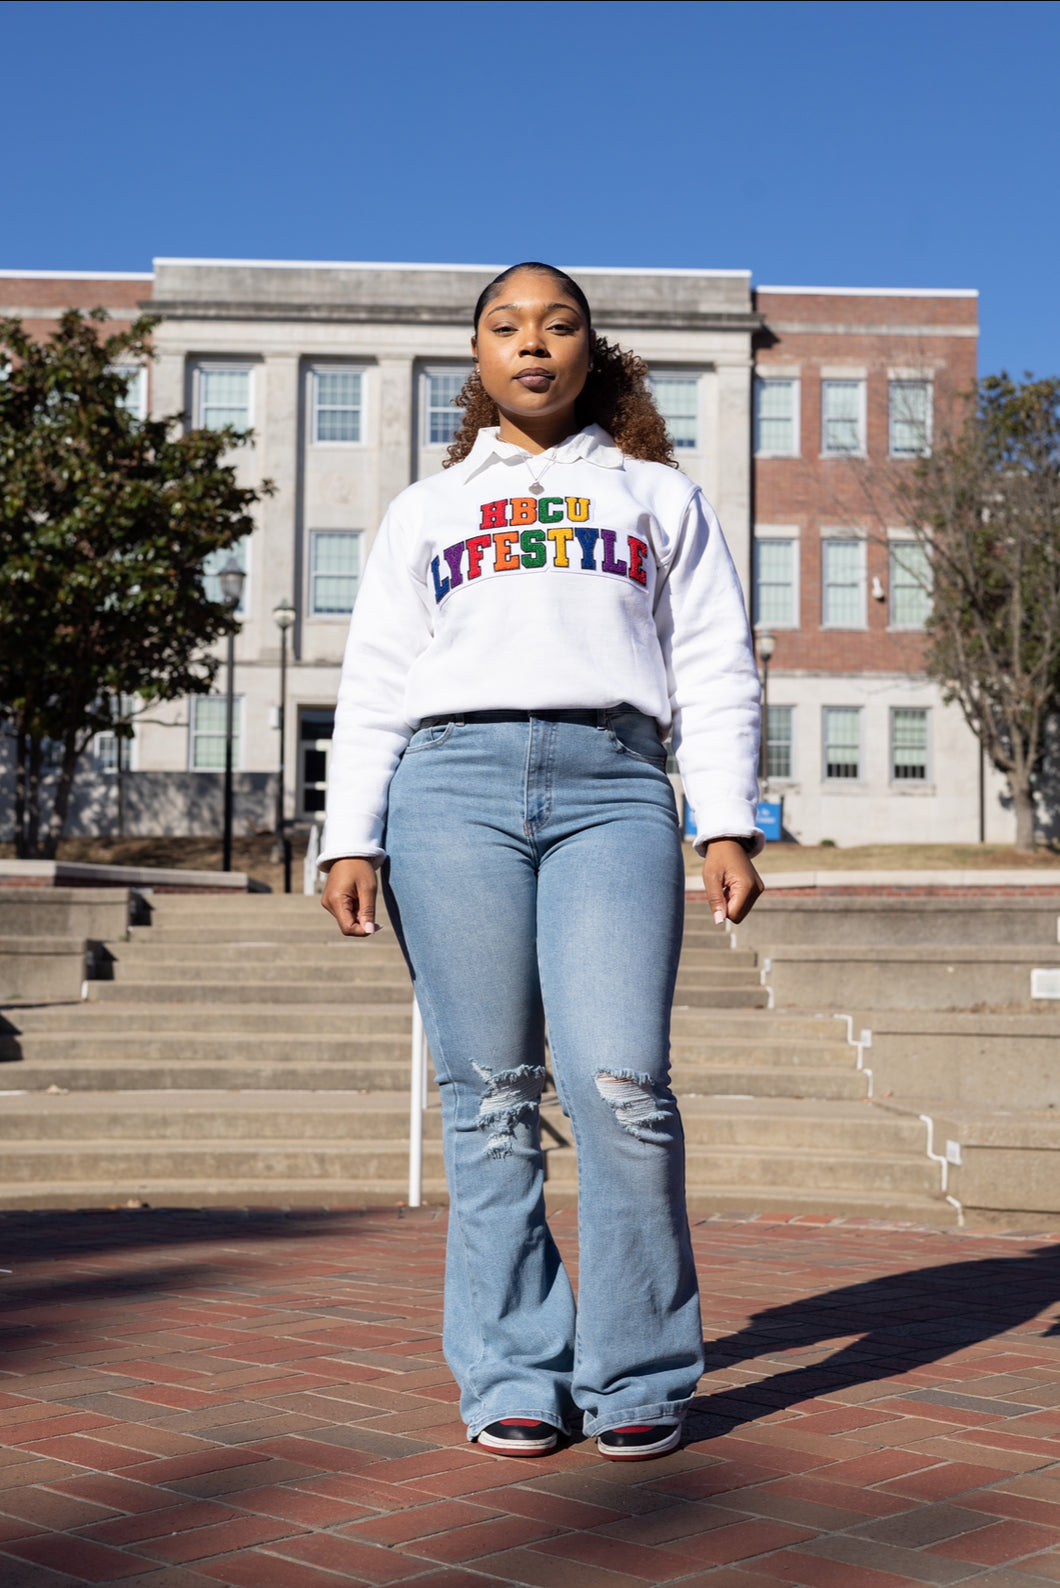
[1,1206,1059,1586]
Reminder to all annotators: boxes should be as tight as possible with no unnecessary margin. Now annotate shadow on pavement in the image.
[0,1205,443,1364]
[690,1240,1060,1439]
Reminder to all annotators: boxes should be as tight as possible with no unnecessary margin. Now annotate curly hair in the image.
[443,263,676,469]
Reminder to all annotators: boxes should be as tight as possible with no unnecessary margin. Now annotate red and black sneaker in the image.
[597,1422,682,1460]
[477,1418,558,1456]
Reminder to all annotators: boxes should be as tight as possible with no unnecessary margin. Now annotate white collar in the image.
[460,423,624,483]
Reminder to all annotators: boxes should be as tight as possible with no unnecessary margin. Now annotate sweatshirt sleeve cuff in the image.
[693,828,766,860]
[318,810,387,872]
[688,798,766,860]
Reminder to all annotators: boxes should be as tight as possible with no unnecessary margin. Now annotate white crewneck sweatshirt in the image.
[320,424,762,868]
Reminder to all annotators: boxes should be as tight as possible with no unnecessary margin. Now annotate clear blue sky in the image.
[2,0,1056,377]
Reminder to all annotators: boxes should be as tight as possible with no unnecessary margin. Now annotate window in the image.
[197,367,251,432]
[94,696,136,773]
[755,377,799,456]
[821,379,865,455]
[822,538,866,628]
[890,541,932,628]
[890,381,932,456]
[313,369,362,444]
[202,536,249,614]
[754,538,798,628]
[424,369,470,446]
[310,531,362,616]
[651,375,698,450]
[94,731,120,773]
[298,708,334,817]
[190,696,242,771]
[823,707,861,780]
[766,705,794,781]
[892,707,929,782]
[112,364,146,420]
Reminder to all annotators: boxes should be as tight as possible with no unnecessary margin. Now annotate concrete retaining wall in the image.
[0,889,131,941]
[732,897,1060,950]
[854,1013,1060,1110]
[0,937,92,1001]
[765,946,1060,1010]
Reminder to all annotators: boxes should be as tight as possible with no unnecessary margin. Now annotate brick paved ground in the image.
[1,1206,1060,1587]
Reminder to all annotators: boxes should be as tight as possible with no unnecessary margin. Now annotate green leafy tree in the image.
[0,309,273,858]
[891,374,1060,850]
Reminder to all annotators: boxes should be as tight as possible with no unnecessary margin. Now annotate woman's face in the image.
[472,269,591,438]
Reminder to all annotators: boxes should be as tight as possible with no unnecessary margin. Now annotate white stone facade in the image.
[134,258,759,831]
[4,258,1022,849]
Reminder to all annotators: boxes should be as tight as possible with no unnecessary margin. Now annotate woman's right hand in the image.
[321,857,381,937]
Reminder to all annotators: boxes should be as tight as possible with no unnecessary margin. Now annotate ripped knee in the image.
[595,1070,671,1140]
[473,1062,545,1158]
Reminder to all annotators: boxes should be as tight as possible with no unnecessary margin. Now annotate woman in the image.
[320,262,763,1461]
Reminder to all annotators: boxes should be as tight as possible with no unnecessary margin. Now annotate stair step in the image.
[1,1034,411,1065]
[85,981,414,1004]
[0,1140,937,1196]
[0,1097,906,1153]
[4,1003,414,1034]
[0,1061,866,1099]
[0,1177,957,1223]
[7,1004,824,1037]
[104,958,758,986]
[84,980,768,1008]
[2,1032,851,1070]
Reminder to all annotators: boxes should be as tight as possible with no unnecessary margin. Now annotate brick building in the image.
[0,260,1009,847]
[749,285,1003,844]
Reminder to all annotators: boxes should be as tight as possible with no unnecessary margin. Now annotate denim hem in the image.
[465,1410,572,1442]
[582,1401,688,1438]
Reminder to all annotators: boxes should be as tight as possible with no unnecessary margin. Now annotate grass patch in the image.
[685,841,1060,874]
[0,833,313,894]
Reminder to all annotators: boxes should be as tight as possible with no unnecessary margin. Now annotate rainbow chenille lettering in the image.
[431,497,650,603]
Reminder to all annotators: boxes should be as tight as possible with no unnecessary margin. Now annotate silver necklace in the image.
[524,453,552,496]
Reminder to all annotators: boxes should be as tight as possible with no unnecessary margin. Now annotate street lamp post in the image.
[273,598,296,893]
[756,628,776,795]
[218,557,246,873]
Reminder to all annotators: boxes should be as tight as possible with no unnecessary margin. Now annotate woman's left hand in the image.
[702,839,764,925]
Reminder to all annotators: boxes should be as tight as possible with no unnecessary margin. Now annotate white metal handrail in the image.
[408,996,429,1206]
[303,822,321,895]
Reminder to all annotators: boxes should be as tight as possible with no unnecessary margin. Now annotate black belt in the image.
[421,707,624,728]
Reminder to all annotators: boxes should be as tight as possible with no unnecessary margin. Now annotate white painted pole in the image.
[408,996,428,1207]
[303,821,320,895]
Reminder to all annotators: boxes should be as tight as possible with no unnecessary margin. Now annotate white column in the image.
[375,356,415,528]
[715,354,754,611]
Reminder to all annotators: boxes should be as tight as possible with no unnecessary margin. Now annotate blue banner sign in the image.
[756,800,784,842]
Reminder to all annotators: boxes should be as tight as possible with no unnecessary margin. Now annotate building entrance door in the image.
[297,708,335,819]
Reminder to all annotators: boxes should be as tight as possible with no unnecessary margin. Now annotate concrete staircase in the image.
[732,894,1060,1228]
[0,893,951,1222]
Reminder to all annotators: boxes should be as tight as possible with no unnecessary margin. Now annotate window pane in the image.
[202,537,248,611]
[822,380,863,454]
[94,731,118,772]
[890,542,932,627]
[191,697,241,771]
[823,707,860,779]
[893,707,928,780]
[314,370,362,443]
[755,539,796,626]
[822,539,864,627]
[890,381,931,455]
[755,378,795,454]
[651,377,698,449]
[311,532,362,615]
[427,371,469,445]
[112,365,146,420]
[200,369,250,431]
[766,704,793,780]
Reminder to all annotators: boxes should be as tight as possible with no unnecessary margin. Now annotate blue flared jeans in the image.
[382,708,703,1439]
